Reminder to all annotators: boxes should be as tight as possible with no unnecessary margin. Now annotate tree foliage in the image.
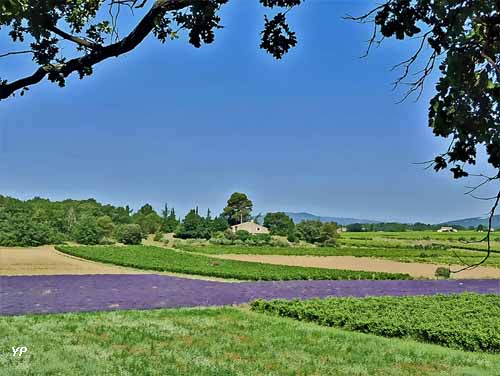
[0,195,132,246]
[0,195,169,246]
[162,204,180,233]
[115,223,143,244]
[350,0,500,187]
[264,212,294,236]
[0,0,303,100]
[2,1,499,191]
[71,215,101,245]
[295,220,338,246]
[175,208,211,239]
[319,222,339,247]
[223,192,253,225]
[295,220,322,244]
[96,215,115,238]
[132,205,164,235]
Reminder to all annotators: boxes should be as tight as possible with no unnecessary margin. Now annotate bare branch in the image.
[47,25,101,50]
[0,50,33,59]
[451,182,500,273]
[343,3,388,23]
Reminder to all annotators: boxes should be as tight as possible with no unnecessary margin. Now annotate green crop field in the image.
[178,230,500,268]
[178,244,347,256]
[2,305,500,376]
[56,245,411,281]
[341,230,497,241]
[251,293,500,353]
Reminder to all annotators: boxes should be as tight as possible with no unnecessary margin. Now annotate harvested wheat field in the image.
[0,246,148,275]
[212,254,500,279]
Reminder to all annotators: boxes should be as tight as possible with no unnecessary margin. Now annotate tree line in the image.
[0,192,340,247]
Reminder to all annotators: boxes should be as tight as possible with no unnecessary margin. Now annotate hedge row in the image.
[55,245,412,281]
[251,293,500,352]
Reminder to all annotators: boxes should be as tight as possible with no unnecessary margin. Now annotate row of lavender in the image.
[1,275,498,316]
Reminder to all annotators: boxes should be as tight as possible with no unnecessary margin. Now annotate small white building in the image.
[437,226,457,233]
[230,220,270,234]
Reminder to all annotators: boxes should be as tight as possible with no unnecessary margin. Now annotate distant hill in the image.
[267,211,500,228]
[440,215,500,229]
[284,212,381,225]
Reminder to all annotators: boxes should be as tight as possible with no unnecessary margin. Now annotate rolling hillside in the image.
[441,215,500,229]
[284,212,380,225]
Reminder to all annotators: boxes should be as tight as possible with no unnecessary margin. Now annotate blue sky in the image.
[0,1,496,223]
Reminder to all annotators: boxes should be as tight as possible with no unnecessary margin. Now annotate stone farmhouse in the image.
[230,220,270,235]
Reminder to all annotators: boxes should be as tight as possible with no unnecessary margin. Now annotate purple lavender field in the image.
[1,275,499,316]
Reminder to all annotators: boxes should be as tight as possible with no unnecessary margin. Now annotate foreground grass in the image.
[251,293,500,353]
[1,307,500,376]
[56,245,412,280]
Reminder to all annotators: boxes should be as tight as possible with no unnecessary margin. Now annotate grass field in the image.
[180,244,500,267]
[341,230,500,242]
[251,293,500,353]
[339,232,500,253]
[56,245,411,280]
[2,305,500,376]
[178,230,500,268]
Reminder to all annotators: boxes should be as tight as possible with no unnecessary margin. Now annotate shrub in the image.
[96,215,115,239]
[235,230,251,241]
[295,220,323,244]
[72,216,101,245]
[435,267,451,279]
[212,231,225,239]
[115,224,143,245]
[153,230,164,242]
[250,294,500,352]
[224,229,237,241]
[319,222,339,246]
[287,230,298,243]
[270,238,290,247]
[322,238,337,247]
[99,238,115,245]
[253,233,272,243]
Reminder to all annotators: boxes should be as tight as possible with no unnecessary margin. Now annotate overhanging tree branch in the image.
[0,0,196,100]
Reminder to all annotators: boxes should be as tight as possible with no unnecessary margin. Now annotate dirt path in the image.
[0,246,148,275]
[212,254,500,279]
